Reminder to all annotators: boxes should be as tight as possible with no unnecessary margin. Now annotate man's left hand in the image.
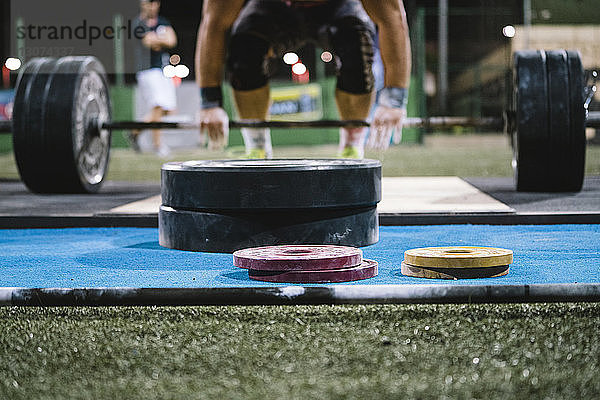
[366,105,405,150]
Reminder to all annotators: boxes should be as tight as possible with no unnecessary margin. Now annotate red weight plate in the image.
[247,259,378,283]
[233,245,363,271]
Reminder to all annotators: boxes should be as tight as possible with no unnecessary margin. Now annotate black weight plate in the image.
[161,159,381,210]
[565,50,586,192]
[13,58,58,190]
[158,205,379,253]
[512,50,549,191]
[513,50,586,192]
[13,56,111,193]
[546,50,571,189]
[48,56,112,193]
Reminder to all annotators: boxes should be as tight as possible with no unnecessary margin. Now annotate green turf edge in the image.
[1,303,599,400]
[2,134,600,182]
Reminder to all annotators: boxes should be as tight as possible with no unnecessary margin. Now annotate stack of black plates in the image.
[159,159,381,253]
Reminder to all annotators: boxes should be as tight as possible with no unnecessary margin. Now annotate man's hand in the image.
[366,105,405,150]
[199,107,229,150]
[142,32,162,51]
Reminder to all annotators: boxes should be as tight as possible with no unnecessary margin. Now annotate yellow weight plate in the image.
[400,262,510,280]
[403,247,513,268]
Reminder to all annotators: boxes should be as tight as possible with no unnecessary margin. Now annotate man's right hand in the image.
[142,32,161,51]
[199,107,229,150]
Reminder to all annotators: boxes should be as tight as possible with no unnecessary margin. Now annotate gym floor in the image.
[1,224,599,289]
[1,135,599,399]
[1,175,599,226]
[1,135,599,294]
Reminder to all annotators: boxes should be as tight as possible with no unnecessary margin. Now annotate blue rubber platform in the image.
[1,225,599,288]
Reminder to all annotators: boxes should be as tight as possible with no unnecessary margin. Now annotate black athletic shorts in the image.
[227,0,376,94]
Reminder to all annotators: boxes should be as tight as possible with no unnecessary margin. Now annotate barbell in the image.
[0,50,597,194]
[0,111,509,132]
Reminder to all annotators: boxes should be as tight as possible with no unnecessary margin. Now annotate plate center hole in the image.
[283,249,312,255]
[443,249,473,254]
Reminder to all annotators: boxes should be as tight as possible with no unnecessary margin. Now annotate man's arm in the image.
[195,0,245,87]
[157,25,177,49]
[361,0,411,149]
[194,0,245,149]
[360,0,411,88]
[143,26,177,51]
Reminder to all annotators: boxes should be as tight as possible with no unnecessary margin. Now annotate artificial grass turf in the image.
[1,304,599,399]
[2,134,600,181]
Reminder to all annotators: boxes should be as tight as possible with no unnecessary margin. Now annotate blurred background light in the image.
[283,52,299,65]
[291,62,307,75]
[4,58,22,71]
[169,54,181,65]
[320,51,333,63]
[174,64,190,78]
[163,64,176,78]
[502,25,516,38]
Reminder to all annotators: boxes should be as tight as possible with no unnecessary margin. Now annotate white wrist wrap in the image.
[377,87,408,109]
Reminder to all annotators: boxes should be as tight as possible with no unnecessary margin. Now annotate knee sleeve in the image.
[330,18,376,94]
[227,33,270,91]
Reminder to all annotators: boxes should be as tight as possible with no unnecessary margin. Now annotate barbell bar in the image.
[0,116,511,132]
[103,114,600,130]
[1,50,597,194]
[2,114,600,133]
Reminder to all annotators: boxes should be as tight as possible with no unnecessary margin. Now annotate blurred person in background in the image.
[129,0,177,157]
